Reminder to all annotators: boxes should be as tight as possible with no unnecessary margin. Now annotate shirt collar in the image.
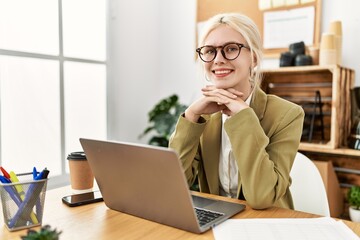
[245,89,253,105]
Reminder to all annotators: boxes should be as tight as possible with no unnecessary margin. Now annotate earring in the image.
[204,74,211,82]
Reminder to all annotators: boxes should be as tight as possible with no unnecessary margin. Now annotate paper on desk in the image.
[213,218,360,240]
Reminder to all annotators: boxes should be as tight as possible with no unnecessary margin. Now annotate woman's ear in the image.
[252,53,257,68]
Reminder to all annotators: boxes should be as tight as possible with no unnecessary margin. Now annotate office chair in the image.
[289,152,330,216]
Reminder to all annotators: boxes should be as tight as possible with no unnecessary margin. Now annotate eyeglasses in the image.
[196,42,250,63]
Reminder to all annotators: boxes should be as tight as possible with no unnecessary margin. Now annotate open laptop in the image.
[79,138,245,234]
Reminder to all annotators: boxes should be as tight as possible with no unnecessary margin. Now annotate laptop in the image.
[79,138,246,234]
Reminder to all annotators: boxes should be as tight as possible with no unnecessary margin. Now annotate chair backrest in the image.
[289,152,330,216]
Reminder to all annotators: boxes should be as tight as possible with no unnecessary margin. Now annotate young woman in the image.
[169,13,304,209]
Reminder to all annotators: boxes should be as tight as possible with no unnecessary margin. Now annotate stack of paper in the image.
[213,217,359,240]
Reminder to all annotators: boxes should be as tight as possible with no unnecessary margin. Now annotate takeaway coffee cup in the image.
[67,151,94,193]
[308,46,320,65]
[319,33,336,65]
[328,20,342,64]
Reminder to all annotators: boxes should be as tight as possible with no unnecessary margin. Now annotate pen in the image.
[8,173,48,228]
[9,171,26,200]
[0,166,11,179]
[32,167,38,180]
[1,166,18,192]
[9,171,38,224]
[0,175,21,206]
[0,175,11,183]
[34,168,50,217]
[36,168,49,180]
[42,169,50,179]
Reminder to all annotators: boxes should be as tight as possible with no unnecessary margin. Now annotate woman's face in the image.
[202,25,252,91]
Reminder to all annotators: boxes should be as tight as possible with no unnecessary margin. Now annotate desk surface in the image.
[1,186,360,240]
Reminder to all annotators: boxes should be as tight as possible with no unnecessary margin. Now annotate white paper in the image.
[258,0,272,10]
[301,0,315,3]
[286,0,299,6]
[213,218,360,240]
[263,6,315,49]
[272,0,286,8]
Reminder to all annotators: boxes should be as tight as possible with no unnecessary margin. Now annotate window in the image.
[0,0,107,189]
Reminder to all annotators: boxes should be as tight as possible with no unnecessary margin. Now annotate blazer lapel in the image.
[250,86,267,121]
[200,112,222,194]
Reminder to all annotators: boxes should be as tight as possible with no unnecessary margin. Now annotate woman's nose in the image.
[213,49,226,63]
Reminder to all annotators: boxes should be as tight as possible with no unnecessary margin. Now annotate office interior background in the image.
[0,0,359,189]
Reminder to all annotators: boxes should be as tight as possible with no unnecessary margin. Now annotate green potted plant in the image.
[140,94,187,147]
[140,94,199,191]
[348,185,360,222]
[21,225,62,240]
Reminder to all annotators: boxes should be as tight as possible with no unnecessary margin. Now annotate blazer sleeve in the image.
[169,115,207,186]
[225,103,304,209]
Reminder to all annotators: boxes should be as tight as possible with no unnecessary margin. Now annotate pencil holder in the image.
[0,173,48,231]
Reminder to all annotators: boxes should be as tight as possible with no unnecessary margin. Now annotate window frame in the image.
[0,0,107,189]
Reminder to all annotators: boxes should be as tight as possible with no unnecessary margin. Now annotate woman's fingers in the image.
[202,86,244,99]
[226,88,245,98]
[202,94,231,105]
[202,88,237,100]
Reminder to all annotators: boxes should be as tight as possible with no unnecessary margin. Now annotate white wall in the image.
[107,0,360,143]
[158,0,201,103]
[321,0,360,78]
[107,0,161,142]
[107,0,199,143]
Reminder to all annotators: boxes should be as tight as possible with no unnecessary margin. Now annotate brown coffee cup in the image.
[329,21,342,65]
[67,152,94,193]
[329,20,342,36]
[320,33,335,50]
[308,46,320,65]
[319,33,337,65]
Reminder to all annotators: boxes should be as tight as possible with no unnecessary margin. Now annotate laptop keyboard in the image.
[194,207,224,227]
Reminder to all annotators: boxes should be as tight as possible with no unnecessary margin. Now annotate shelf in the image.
[299,144,360,157]
[261,65,355,149]
[262,65,340,73]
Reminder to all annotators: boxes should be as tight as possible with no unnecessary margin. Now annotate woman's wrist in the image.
[184,109,200,123]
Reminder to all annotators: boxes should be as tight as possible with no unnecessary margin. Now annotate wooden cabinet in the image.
[261,65,357,219]
[261,65,355,149]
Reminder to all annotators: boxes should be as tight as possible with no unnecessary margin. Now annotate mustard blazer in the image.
[169,86,304,209]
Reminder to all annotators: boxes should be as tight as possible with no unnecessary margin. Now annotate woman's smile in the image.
[212,68,233,78]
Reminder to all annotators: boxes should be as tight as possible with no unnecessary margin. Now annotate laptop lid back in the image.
[80,138,202,233]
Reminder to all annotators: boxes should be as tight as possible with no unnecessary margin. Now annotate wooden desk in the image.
[1,186,360,240]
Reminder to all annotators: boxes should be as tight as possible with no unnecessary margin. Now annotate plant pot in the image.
[349,206,360,222]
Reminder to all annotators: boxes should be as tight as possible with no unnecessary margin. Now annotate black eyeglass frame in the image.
[196,42,250,63]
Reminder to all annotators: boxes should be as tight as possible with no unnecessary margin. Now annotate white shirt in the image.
[219,92,253,198]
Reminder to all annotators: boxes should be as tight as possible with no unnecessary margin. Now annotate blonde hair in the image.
[198,13,263,87]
